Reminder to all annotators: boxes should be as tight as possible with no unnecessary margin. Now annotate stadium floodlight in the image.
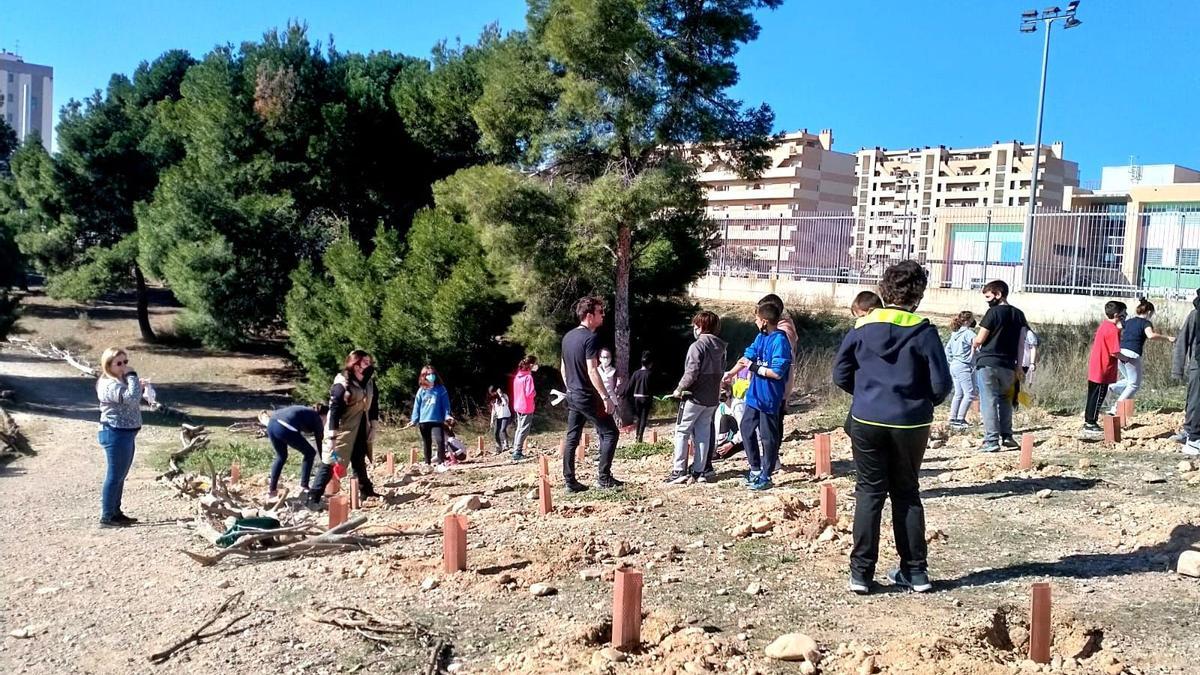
[1022,9,1039,18]
[1064,16,1082,28]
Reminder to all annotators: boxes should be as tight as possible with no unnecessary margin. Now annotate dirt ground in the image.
[2,292,1200,674]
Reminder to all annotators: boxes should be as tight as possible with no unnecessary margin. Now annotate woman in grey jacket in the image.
[96,347,148,527]
[665,311,727,484]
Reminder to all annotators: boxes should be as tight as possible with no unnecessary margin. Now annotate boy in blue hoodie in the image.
[723,301,792,491]
[833,261,951,595]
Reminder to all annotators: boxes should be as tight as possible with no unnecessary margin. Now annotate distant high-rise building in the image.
[853,141,1079,262]
[0,51,53,150]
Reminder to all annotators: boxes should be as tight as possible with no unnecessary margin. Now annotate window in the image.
[30,96,37,108]
[1179,249,1200,268]
[6,73,12,82]
[1143,249,1163,266]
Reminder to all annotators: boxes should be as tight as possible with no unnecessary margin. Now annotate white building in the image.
[0,51,53,150]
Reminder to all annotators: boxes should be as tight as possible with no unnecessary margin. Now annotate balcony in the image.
[705,185,797,201]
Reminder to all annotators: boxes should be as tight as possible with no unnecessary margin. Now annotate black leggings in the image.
[1084,380,1107,426]
[633,397,652,443]
[493,417,511,451]
[419,422,446,464]
[308,421,373,499]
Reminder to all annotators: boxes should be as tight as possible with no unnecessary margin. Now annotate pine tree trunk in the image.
[135,265,156,342]
[615,222,633,382]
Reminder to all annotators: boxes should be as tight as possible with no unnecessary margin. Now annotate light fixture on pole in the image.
[1018,1,1082,290]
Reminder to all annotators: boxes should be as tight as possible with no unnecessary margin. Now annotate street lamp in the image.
[1018,1,1082,290]
[894,169,919,260]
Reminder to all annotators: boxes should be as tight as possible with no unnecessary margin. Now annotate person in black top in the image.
[560,296,622,492]
[266,403,328,498]
[971,280,1029,453]
[1109,298,1174,414]
[624,351,654,443]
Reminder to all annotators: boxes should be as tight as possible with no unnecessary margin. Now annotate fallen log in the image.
[181,516,376,566]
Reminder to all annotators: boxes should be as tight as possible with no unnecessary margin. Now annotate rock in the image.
[1178,460,1195,473]
[764,633,820,663]
[614,540,634,557]
[9,625,45,639]
[662,573,682,583]
[1078,458,1092,469]
[580,569,602,581]
[451,494,486,512]
[751,518,774,534]
[650,498,665,508]
[799,660,817,674]
[1009,626,1030,650]
[1141,473,1166,484]
[1036,489,1053,499]
[816,526,835,543]
[1177,550,1200,578]
[599,647,626,663]
[1104,662,1125,675]
[216,579,232,589]
[420,577,439,591]
[745,582,763,595]
[529,583,557,597]
[731,524,753,539]
[858,655,878,675]
[525,488,538,501]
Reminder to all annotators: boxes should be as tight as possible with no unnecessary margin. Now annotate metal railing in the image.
[705,205,1200,297]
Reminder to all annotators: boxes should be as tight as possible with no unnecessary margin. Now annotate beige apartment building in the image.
[0,51,53,150]
[853,141,1079,262]
[691,128,857,217]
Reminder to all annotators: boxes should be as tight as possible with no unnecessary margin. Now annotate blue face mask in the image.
[426,374,436,384]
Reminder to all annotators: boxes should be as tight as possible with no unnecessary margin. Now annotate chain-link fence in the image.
[705,205,1200,298]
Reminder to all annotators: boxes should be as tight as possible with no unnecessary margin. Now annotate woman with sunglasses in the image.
[96,348,149,527]
[306,349,382,509]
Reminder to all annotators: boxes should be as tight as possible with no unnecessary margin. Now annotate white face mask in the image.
[600,356,612,366]
[693,327,701,340]
[530,364,539,372]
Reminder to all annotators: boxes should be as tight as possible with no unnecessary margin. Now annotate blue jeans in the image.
[99,425,139,519]
[976,366,1015,445]
[267,420,316,492]
[740,405,780,480]
[948,362,977,421]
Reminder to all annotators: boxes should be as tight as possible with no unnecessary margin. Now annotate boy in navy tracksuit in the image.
[724,302,792,491]
[833,261,951,595]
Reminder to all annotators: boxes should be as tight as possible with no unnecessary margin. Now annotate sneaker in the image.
[887,568,933,593]
[435,463,451,473]
[948,420,967,431]
[686,475,698,485]
[512,451,526,461]
[361,487,382,499]
[848,573,871,595]
[664,472,689,485]
[267,490,279,499]
[1081,423,1103,434]
[113,512,139,525]
[1001,436,1020,450]
[598,477,625,489]
[565,480,590,494]
[700,471,717,483]
[744,470,761,486]
[304,498,325,512]
[748,477,773,491]
[1170,431,1187,444]
[98,517,130,528]
[979,443,1001,453]
[1183,439,1200,457]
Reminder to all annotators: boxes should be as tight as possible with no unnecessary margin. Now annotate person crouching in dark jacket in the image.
[833,260,951,595]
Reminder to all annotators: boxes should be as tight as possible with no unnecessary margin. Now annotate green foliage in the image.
[286,213,521,412]
[0,290,20,340]
[0,119,16,176]
[614,440,672,460]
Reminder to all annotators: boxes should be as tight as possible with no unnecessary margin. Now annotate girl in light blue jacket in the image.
[945,311,978,429]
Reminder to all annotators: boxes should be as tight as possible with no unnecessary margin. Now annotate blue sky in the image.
[6,0,1198,182]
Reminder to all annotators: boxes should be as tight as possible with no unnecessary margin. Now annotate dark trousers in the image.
[563,393,619,483]
[309,422,374,500]
[493,417,511,451]
[739,405,780,479]
[267,420,316,492]
[1084,380,1107,426]
[848,418,929,579]
[1186,367,1200,440]
[419,422,447,464]
[632,396,652,443]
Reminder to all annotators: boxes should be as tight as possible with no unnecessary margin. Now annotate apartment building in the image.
[0,51,53,150]
[853,141,1079,262]
[691,128,857,218]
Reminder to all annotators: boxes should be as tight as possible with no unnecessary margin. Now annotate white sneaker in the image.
[435,463,451,473]
[1183,439,1200,456]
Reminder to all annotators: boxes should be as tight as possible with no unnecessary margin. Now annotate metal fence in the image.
[705,205,1200,298]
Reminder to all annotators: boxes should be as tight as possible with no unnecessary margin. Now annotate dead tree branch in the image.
[148,591,253,664]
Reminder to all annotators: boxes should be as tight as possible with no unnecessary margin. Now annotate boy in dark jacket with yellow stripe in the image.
[833,261,952,595]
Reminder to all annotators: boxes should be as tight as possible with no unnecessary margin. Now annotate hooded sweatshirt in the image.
[741,329,792,413]
[833,307,952,428]
[1173,295,1200,378]
[512,368,536,415]
[675,333,728,406]
[411,384,452,424]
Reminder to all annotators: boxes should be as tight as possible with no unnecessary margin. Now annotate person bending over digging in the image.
[266,403,328,498]
[307,350,381,510]
[833,260,951,595]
